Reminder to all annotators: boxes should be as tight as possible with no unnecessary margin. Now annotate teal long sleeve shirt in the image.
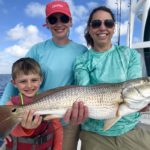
[73,45,142,136]
[0,39,87,105]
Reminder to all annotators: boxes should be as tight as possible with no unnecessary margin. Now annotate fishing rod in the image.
[116,0,121,45]
[115,0,119,45]
[118,0,121,45]
[128,0,132,48]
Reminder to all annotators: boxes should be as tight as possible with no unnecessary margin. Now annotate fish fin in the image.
[103,116,121,131]
[0,106,21,138]
[34,109,66,117]
[43,115,61,121]
[103,103,121,130]
[118,103,137,116]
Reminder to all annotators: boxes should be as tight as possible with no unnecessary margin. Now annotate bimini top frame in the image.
[127,0,150,49]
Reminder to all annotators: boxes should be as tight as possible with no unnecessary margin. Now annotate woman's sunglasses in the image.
[47,14,70,25]
[90,19,115,29]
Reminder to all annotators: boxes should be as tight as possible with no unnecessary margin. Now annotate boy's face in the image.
[12,73,42,97]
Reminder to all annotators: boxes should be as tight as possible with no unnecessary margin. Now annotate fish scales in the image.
[22,84,123,112]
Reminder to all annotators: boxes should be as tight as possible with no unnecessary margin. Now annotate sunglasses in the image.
[47,14,70,25]
[90,19,115,29]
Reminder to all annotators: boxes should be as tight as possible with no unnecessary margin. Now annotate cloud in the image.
[120,21,128,35]
[65,0,89,23]
[86,2,99,10]
[74,24,86,45]
[25,2,45,17]
[0,51,16,74]
[114,20,128,36]
[75,5,88,17]
[7,24,27,40]
[5,24,45,57]
[5,45,27,58]
[113,20,129,43]
[0,24,45,73]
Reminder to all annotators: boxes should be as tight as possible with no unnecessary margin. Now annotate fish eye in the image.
[12,108,17,112]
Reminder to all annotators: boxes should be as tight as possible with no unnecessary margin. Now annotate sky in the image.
[0,0,142,74]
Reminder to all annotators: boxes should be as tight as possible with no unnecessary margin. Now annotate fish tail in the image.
[0,105,21,138]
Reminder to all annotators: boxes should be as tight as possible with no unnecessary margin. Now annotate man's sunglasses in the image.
[90,19,115,29]
[47,15,70,25]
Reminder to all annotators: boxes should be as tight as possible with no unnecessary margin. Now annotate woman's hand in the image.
[21,110,42,129]
[140,104,150,112]
[64,101,88,125]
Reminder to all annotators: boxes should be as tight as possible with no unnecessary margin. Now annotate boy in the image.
[5,57,62,150]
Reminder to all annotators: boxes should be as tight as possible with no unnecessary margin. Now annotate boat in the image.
[126,0,150,125]
[126,0,150,76]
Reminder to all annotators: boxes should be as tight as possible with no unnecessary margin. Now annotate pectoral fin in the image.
[103,116,121,131]
[43,115,60,121]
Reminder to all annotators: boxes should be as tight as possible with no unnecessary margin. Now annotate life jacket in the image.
[6,95,54,150]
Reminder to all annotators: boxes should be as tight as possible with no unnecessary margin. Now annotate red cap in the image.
[43,1,71,27]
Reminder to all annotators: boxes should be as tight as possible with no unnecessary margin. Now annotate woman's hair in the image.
[84,6,115,47]
[12,57,43,80]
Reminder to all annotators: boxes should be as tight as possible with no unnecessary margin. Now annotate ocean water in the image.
[0,74,11,146]
[0,74,11,100]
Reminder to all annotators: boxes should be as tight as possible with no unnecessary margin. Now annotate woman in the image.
[74,6,150,150]
[1,1,88,150]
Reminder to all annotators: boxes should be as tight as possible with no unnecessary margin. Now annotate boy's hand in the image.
[21,110,42,129]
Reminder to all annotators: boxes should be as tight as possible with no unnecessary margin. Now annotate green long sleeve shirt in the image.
[74,45,142,136]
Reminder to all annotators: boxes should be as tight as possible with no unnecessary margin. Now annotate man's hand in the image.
[21,110,42,129]
[64,101,88,125]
